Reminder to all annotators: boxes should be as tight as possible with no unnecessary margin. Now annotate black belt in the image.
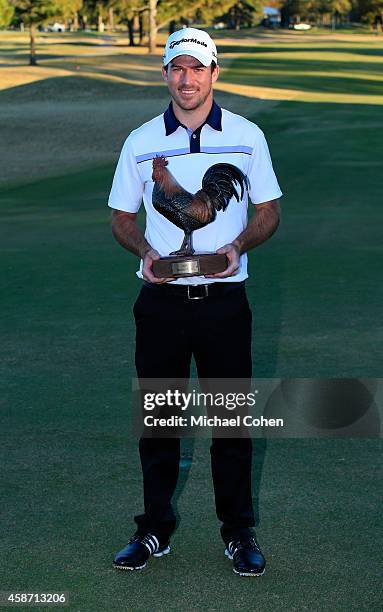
[142,281,245,300]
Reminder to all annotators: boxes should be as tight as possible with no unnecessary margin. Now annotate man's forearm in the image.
[233,199,280,255]
[111,210,151,259]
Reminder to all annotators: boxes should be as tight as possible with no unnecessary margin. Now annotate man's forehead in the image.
[169,55,205,68]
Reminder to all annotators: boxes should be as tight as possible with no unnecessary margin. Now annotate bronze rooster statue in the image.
[152,156,249,256]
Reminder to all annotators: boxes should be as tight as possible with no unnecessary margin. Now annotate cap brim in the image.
[164,50,214,67]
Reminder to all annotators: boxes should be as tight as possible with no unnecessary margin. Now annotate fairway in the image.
[0,30,382,611]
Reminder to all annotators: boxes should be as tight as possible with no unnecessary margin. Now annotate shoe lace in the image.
[229,537,260,556]
[128,533,141,544]
[129,532,159,554]
[247,537,261,552]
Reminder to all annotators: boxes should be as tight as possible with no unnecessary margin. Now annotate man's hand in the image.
[204,243,240,279]
[142,248,173,284]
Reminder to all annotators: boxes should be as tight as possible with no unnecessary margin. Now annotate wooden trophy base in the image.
[152,252,228,279]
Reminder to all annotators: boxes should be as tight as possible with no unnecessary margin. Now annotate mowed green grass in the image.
[0,32,382,611]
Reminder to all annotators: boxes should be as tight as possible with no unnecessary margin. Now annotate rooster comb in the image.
[153,156,168,168]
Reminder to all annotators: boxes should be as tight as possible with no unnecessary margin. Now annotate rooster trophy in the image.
[151,157,249,278]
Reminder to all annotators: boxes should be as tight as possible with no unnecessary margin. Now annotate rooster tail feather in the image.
[201,163,249,212]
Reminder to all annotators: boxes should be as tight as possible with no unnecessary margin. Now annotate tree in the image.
[0,0,15,28]
[115,0,260,53]
[55,0,83,31]
[280,0,312,27]
[315,0,352,27]
[95,0,108,31]
[220,0,263,29]
[13,0,57,65]
[357,0,383,26]
[280,0,351,26]
[114,0,146,45]
[154,0,237,50]
[148,0,156,52]
[81,0,110,31]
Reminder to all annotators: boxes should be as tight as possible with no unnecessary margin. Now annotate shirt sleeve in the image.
[108,135,143,213]
[247,128,283,205]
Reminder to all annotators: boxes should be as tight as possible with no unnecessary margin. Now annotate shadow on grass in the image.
[0,75,167,102]
[0,45,30,52]
[218,43,383,56]
[172,437,268,532]
[40,40,120,47]
[224,57,383,95]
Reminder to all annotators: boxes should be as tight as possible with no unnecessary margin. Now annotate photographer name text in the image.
[143,415,283,428]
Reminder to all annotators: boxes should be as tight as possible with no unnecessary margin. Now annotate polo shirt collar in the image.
[164,100,222,136]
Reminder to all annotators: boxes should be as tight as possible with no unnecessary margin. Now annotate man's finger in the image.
[204,266,239,279]
[143,270,170,284]
[143,265,173,284]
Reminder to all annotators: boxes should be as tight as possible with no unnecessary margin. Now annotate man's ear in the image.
[162,66,168,82]
[212,64,220,84]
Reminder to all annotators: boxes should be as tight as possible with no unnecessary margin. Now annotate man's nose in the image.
[180,69,193,85]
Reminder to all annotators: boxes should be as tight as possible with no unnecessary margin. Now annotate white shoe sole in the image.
[225,548,265,577]
[113,563,146,571]
[153,546,171,557]
[113,545,171,571]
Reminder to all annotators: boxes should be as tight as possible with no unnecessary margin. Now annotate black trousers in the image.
[133,282,255,544]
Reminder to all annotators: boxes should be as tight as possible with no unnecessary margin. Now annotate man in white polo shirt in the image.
[109,28,282,577]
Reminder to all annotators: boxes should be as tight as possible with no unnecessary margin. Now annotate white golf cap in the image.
[163,28,218,67]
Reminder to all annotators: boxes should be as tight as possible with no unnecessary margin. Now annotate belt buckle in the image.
[187,284,209,300]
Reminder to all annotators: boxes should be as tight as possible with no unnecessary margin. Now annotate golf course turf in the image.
[0,29,381,610]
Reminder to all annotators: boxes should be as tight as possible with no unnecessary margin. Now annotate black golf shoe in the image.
[113,533,170,571]
[225,536,266,577]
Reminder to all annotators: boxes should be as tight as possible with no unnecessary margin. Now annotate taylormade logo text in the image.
[169,38,208,49]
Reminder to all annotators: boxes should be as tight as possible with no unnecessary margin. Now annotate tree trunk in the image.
[139,14,144,44]
[127,18,135,46]
[108,7,114,31]
[148,0,157,53]
[73,12,79,31]
[133,13,140,41]
[234,7,240,30]
[280,6,289,28]
[98,10,104,33]
[229,8,234,29]
[30,23,37,66]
